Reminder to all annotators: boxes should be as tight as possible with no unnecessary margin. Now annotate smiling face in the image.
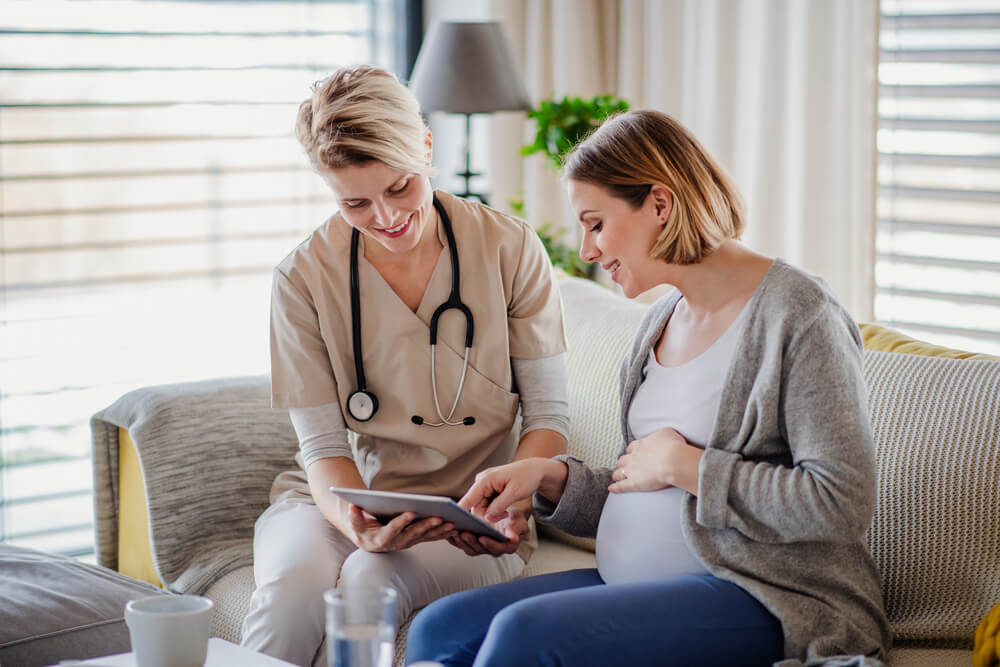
[321,160,436,258]
[568,179,670,298]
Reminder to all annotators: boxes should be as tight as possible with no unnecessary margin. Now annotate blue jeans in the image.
[405,568,784,667]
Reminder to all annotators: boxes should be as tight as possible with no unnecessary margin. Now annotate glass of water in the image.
[325,585,397,667]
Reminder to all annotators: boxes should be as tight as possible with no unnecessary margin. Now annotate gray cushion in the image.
[0,544,166,666]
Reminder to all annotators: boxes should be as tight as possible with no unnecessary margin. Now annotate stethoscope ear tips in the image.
[462,417,475,425]
[411,416,424,425]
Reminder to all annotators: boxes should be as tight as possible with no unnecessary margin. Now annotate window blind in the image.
[877,0,1000,355]
[0,0,396,559]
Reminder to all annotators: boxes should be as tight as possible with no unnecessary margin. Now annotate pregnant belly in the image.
[595,487,708,585]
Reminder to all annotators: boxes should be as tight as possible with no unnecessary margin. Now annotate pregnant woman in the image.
[405,109,891,667]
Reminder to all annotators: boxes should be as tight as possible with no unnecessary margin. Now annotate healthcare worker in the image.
[239,65,569,667]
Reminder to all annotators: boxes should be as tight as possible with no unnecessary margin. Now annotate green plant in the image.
[516,94,630,278]
[521,95,630,169]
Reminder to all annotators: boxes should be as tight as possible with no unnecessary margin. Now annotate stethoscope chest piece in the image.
[347,390,378,422]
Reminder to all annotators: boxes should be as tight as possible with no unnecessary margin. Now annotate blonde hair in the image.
[563,110,745,265]
[295,65,436,177]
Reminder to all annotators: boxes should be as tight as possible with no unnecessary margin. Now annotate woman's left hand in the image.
[447,503,530,558]
[609,427,703,495]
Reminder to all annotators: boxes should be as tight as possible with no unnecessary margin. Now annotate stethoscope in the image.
[346,195,476,427]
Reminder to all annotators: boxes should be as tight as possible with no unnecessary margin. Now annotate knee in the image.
[339,551,416,626]
[408,593,470,642]
[406,595,479,665]
[486,601,536,643]
[474,601,553,667]
[338,550,390,589]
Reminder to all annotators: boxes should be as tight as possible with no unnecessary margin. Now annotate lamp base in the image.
[455,113,488,205]
[455,169,488,204]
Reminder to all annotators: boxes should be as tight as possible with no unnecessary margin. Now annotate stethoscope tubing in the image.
[349,228,368,392]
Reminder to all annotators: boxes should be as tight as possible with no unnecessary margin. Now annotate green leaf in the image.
[516,93,630,280]
[521,93,630,168]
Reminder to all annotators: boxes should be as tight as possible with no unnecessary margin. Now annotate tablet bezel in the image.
[329,487,509,543]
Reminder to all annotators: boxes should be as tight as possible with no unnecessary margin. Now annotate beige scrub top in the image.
[269,191,567,501]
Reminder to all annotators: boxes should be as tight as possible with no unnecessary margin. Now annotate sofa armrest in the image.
[91,376,298,594]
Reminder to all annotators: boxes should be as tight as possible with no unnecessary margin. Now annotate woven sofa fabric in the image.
[558,276,647,470]
[544,276,648,550]
[863,350,1000,645]
[91,375,299,594]
[203,566,255,644]
[0,544,166,666]
[886,648,974,667]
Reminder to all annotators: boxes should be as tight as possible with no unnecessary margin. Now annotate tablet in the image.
[330,487,509,543]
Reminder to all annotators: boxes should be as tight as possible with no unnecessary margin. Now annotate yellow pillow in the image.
[859,322,999,361]
[974,602,1000,667]
[118,427,164,588]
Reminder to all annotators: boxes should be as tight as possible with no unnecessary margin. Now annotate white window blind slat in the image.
[5,1,373,31]
[1,105,303,139]
[880,83,1000,96]
[3,137,306,174]
[882,12,1000,29]
[3,202,334,253]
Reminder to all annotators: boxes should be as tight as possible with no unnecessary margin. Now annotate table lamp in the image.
[409,21,531,205]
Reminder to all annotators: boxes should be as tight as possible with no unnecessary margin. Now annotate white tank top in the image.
[596,302,749,584]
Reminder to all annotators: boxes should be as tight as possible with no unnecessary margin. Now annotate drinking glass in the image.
[325,585,397,667]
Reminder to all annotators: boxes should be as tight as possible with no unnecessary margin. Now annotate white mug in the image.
[124,595,214,667]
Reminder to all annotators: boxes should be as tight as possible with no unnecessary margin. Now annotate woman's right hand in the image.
[459,457,566,523]
[345,505,457,553]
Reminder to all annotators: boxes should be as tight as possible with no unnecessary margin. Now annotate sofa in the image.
[0,543,169,666]
[91,274,1000,666]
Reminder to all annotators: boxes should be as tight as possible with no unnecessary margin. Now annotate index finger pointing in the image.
[458,477,494,512]
[484,492,515,522]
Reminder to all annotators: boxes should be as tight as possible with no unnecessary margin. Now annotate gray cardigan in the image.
[535,259,891,667]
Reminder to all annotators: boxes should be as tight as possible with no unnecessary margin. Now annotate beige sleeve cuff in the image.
[507,227,568,359]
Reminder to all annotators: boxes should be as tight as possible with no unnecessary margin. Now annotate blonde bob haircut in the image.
[295,65,437,178]
[563,110,745,265]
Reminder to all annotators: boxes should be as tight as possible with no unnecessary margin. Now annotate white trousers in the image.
[239,500,525,667]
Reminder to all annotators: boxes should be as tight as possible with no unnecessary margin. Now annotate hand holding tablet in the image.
[330,487,510,543]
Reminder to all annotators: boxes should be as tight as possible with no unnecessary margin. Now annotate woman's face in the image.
[321,161,435,257]
[568,179,667,298]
